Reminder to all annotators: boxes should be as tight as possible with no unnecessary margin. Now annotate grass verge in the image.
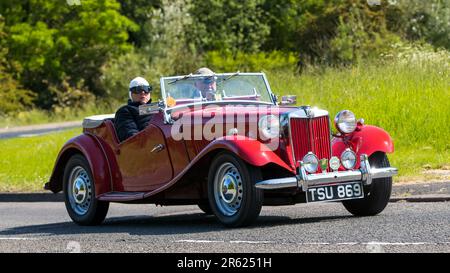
[0,128,81,192]
[0,131,447,192]
[0,59,448,192]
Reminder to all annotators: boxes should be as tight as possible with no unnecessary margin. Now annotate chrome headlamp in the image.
[341,149,357,170]
[302,152,319,173]
[258,114,280,140]
[334,110,357,134]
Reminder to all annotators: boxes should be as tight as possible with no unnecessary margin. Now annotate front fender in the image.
[332,125,394,161]
[140,136,294,199]
[204,136,293,171]
[47,134,112,195]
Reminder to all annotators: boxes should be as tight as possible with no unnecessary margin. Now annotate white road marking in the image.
[176,240,276,244]
[176,240,225,243]
[174,239,450,246]
[230,240,275,244]
[364,241,441,246]
[0,237,38,241]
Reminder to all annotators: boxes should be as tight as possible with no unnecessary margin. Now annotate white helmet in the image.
[129,77,150,99]
[129,77,149,89]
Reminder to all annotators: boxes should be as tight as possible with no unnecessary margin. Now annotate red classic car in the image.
[46,72,398,227]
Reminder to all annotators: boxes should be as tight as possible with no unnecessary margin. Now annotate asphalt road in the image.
[0,201,449,253]
[0,121,81,139]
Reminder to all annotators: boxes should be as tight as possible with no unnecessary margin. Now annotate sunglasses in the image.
[130,85,152,94]
[200,76,216,84]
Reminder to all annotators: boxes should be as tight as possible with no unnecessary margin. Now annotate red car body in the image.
[46,73,397,227]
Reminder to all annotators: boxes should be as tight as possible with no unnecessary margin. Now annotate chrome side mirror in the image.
[280,95,297,106]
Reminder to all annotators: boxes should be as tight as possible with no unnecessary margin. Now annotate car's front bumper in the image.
[255,154,398,191]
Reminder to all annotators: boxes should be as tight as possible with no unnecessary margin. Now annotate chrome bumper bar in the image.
[255,154,398,191]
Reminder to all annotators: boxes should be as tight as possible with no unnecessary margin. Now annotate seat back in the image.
[103,119,120,146]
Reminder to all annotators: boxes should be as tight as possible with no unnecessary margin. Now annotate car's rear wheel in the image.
[343,152,392,216]
[208,152,263,227]
[63,154,109,225]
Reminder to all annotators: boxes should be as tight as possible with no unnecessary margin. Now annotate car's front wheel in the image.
[343,152,392,216]
[208,152,263,227]
[63,154,109,225]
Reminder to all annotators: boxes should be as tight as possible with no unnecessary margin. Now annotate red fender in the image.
[332,125,394,167]
[47,134,112,195]
[208,136,294,171]
[141,135,295,199]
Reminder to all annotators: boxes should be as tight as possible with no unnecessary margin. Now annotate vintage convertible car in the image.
[46,72,398,227]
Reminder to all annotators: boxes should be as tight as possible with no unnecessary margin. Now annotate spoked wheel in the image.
[63,154,109,225]
[343,152,392,216]
[208,152,263,227]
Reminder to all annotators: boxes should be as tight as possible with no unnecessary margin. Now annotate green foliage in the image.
[381,41,450,65]
[206,51,298,72]
[268,55,450,153]
[1,59,450,191]
[144,0,201,75]
[329,2,401,64]
[0,74,35,114]
[0,15,35,114]
[261,0,302,51]
[1,0,137,108]
[1,0,449,116]
[100,49,155,101]
[270,58,450,176]
[288,0,402,65]
[386,0,450,50]
[117,0,161,47]
[188,0,270,54]
[100,0,201,102]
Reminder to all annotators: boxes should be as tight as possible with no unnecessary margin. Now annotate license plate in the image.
[306,182,364,203]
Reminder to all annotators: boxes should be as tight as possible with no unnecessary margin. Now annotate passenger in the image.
[114,77,153,142]
[193,67,218,101]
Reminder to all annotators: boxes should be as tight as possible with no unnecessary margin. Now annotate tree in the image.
[0,15,35,114]
[188,0,270,55]
[386,0,450,50]
[1,0,138,108]
[117,0,161,47]
[261,0,303,51]
[100,0,200,101]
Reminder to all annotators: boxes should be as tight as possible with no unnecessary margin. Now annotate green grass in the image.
[268,61,449,151]
[0,59,448,191]
[267,59,450,178]
[0,128,81,192]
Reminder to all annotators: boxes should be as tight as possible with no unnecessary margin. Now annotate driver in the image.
[114,77,153,142]
[193,67,218,101]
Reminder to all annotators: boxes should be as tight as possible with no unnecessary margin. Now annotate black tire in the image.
[63,154,109,225]
[197,201,213,215]
[207,152,263,227]
[343,152,392,216]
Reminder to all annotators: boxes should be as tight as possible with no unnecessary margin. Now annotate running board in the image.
[97,192,146,202]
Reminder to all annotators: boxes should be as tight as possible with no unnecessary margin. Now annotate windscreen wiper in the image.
[217,71,240,84]
[168,73,194,85]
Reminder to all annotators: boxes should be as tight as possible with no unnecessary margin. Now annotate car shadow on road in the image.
[0,213,354,237]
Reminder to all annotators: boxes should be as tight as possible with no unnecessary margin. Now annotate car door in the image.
[116,124,173,192]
